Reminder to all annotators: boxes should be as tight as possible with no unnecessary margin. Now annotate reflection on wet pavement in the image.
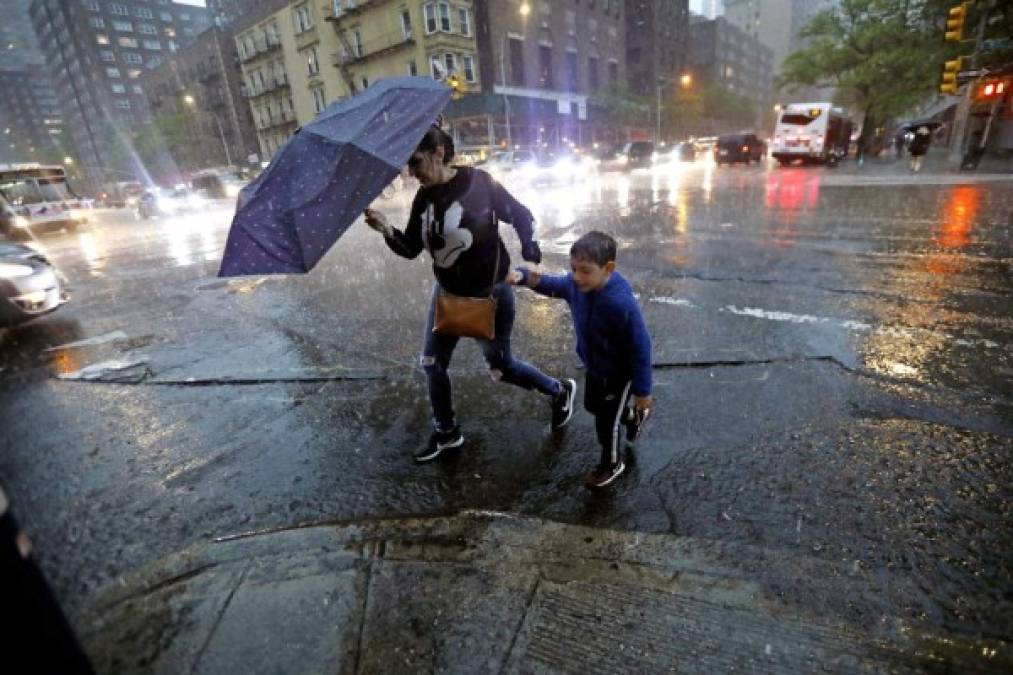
[1,164,1011,653]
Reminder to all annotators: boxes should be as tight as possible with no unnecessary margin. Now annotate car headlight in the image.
[619,156,629,165]
[156,199,175,212]
[0,262,35,279]
[12,215,30,229]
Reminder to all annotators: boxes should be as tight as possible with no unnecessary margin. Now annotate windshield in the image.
[38,178,73,202]
[780,113,819,125]
[0,179,44,205]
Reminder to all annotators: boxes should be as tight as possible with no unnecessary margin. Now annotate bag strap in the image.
[488,209,500,297]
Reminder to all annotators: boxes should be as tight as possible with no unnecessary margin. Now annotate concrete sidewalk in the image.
[76,511,1007,674]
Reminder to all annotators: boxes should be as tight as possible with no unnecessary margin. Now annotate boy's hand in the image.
[363,208,392,237]
[506,270,524,285]
[633,395,653,412]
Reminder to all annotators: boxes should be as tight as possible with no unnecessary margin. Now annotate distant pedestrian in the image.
[510,232,653,489]
[908,125,932,173]
[363,125,577,463]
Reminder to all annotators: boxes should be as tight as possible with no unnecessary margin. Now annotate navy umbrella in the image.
[218,77,451,276]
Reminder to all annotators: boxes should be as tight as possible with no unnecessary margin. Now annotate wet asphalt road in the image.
[1,159,1011,646]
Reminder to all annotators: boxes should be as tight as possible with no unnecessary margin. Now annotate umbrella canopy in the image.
[219,77,451,276]
[902,120,943,132]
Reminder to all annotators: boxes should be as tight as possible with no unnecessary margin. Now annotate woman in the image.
[363,127,577,463]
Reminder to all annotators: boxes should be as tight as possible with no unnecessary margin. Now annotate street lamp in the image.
[656,72,695,144]
[680,73,692,88]
[63,156,74,166]
[500,3,531,150]
[182,93,232,168]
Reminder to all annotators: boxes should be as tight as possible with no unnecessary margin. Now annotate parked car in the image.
[137,186,208,219]
[0,235,68,327]
[714,133,766,165]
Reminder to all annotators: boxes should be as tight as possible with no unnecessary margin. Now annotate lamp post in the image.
[656,72,693,144]
[500,2,531,149]
[183,93,232,168]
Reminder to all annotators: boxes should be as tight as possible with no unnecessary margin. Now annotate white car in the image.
[482,150,537,182]
[0,236,67,327]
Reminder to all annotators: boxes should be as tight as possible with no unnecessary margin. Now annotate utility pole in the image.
[948,2,990,168]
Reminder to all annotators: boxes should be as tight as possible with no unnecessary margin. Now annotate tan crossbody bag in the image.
[432,238,499,341]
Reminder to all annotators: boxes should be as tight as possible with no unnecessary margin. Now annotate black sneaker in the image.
[551,379,577,428]
[414,426,464,463]
[584,461,626,489]
[624,406,651,442]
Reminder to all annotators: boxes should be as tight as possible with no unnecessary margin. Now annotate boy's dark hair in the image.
[415,125,455,164]
[570,231,617,266]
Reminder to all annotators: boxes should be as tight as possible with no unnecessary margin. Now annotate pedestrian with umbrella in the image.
[363,126,577,462]
[908,124,933,173]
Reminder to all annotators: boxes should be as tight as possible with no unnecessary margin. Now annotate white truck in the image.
[771,102,853,166]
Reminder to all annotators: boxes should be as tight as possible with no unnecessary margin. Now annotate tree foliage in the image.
[778,0,946,153]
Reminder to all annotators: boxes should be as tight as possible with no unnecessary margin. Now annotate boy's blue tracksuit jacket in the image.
[530,271,652,397]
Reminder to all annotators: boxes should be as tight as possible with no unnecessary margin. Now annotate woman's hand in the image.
[363,208,393,237]
[506,270,524,285]
[633,395,653,412]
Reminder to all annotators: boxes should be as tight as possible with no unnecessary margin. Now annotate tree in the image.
[591,82,652,130]
[778,0,945,157]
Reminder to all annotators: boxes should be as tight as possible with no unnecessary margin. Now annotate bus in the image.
[0,163,92,236]
[771,103,853,166]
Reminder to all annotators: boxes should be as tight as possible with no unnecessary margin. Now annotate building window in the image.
[95,34,110,45]
[457,7,470,36]
[444,52,456,75]
[361,76,368,89]
[565,51,578,92]
[538,45,553,89]
[408,59,418,76]
[143,40,162,50]
[99,50,115,62]
[462,54,475,82]
[180,13,191,21]
[588,56,599,91]
[139,24,157,35]
[85,0,100,10]
[160,12,172,21]
[429,54,442,79]
[312,86,326,113]
[106,67,122,78]
[508,37,524,86]
[294,4,313,33]
[133,85,144,94]
[123,52,143,65]
[353,29,363,57]
[423,3,437,34]
[119,37,139,48]
[401,10,412,39]
[306,46,320,75]
[111,83,126,93]
[438,2,451,32]
[128,68,143,79]
[112,20,133,32]
[89,17,105,28]
[115,99,131,109]
[109,4,128,16]
[134,7,153,19]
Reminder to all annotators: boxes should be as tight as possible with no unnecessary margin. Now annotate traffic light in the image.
[940,57,962,95]
[446,73,466,100]
[945,2,969,42]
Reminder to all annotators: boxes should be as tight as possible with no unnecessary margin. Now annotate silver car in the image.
[0,234,68,328]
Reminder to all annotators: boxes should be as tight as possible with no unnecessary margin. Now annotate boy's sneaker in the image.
[551,379,577,428]
[624,406,651,442]
[414,426,464,463]
[584,461,626,489]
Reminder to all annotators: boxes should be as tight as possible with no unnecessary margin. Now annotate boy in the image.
[509,231,653,489]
